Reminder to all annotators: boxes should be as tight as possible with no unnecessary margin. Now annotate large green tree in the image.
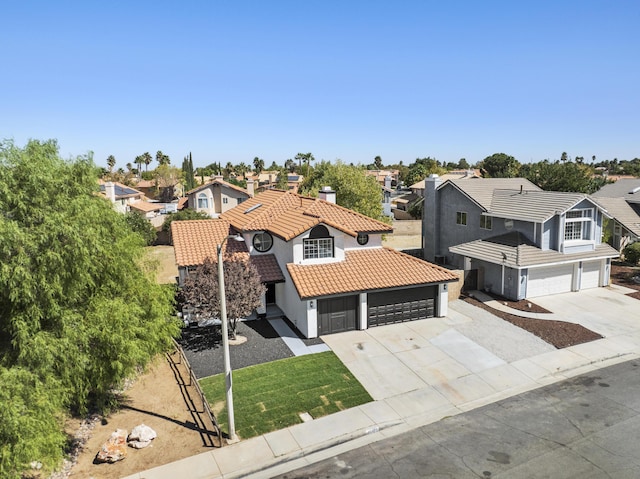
[479,153,520,178]
[0,139,179,477]
[300,160,388,222]
[520,160,608,193]
[404,157,446,187]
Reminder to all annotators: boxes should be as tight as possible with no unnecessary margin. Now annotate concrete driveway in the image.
[532,286,640,338]
[322,288,640,408]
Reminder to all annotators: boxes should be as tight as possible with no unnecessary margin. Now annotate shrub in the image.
[125,210,157,245]
[623,242,640,265]
[161,209,210,232]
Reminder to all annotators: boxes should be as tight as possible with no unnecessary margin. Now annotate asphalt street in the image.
[274,359,640,479]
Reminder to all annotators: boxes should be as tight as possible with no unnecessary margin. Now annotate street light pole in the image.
[217,234,244,443]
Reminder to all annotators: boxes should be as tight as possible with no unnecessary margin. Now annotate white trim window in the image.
[480,215,492,230]
[456,211,467,226]
[304,238,333,259]
[564,209,593,241]
[197,192,209,209]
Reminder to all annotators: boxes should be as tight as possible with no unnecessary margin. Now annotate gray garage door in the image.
[368,286,437,327]
[318,295,358,336]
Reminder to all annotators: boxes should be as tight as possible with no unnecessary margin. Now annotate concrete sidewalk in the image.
[124,287,640,479]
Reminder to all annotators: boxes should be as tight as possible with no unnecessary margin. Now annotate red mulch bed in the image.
[611,262,640,291]
[463,296,603,349]
[461,261,640,349]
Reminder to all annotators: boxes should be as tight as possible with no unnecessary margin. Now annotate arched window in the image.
[356,233,369,245]
[197,193,209,209]
[304,225,333,259]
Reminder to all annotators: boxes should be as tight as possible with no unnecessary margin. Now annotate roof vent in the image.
[244,203,262,214]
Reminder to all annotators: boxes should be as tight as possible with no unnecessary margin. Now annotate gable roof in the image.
[170,219,285,282]
[186,178,250,197]
[220,189,392,241]
[489,189,598,222]
[592,197,640,238]
[592,178,640,203]
[171,219,247,267]
[287,247,458,299]
[442,178,541,210]
[450,232,618,269]
[410,169,481,190]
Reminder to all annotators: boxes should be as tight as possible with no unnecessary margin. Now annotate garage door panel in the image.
[318,296,358,335]
[527,264,573,298]
[581,261,601,289]
[368,287,436,327]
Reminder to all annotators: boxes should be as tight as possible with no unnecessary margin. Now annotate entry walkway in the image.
[124,287,640,479]
[268,318,330,356]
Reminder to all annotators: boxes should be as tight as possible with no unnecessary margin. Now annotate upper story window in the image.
[197,193,209,209]
[223,197,228,204]
[456,211,467,226]
[304,225,334,259]
[252,231,273,252]
[356,233,369,245]
[564,209,593,241]
[480,215,492,230]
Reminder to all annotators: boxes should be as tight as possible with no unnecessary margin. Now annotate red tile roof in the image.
[221,189,392,240]
[171,220,247,267]
[171,219,284,283]
[287,247,458,299]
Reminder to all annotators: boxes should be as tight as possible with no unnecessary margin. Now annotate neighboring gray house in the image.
[423,175,619,300]
[592,178,640,252]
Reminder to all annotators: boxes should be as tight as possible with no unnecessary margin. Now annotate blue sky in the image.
[2,1,638,169]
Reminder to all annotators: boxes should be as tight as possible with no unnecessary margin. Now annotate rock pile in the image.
[127,424,157,449]
[94,424,157,463]
[95,429,127,463]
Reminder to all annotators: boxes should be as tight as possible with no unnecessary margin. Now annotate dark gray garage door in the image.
[368,286,436,327]
[318,295,358,336]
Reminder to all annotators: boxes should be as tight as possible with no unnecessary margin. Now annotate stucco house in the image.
[592,178,640,252]
[186,175,251,217]
[172,187,458,338]
[423,175,619,300]
[99,181,145,213]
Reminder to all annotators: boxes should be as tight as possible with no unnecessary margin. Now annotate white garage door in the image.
[527,264,574,298]
[580,261,601,289]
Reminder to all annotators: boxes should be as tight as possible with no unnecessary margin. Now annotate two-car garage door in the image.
[317,286,439,335]
[527,261,602,298]
[527,264,573,298]
[368,286,437,327]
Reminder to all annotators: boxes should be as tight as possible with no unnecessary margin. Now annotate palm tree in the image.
[253,157,265,174]
[107,155,116,173]
[134,155,144,177]
[224,161,235,178]
[143,152,152,172]
[236,162,248,178]
[156,150,170,166]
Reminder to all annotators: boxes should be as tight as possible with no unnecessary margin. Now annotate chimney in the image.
[214,174,224,182]
[318,186,336,204]
[423,174,442,262]
[104,181,116,203]
[384,174,392,190]
[246,178,255,197]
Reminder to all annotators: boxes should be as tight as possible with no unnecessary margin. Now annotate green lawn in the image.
[199,351,372,440]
